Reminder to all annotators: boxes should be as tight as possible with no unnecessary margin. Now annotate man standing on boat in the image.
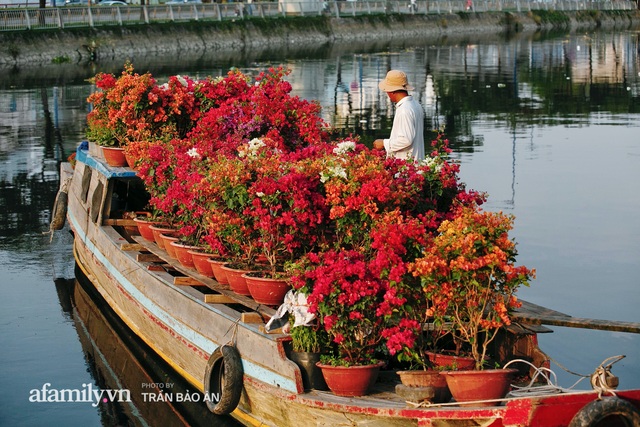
[373,70,425,162]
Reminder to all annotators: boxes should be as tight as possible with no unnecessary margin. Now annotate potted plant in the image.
[391,327,453,403]
[242,139,330,278]
[289,321,330,391]
[371,213,453,403]
[382,296,454,403]
[291,246,404,397]
[86,63,201,167]
[85,63,157,166]
[409,205,535,405]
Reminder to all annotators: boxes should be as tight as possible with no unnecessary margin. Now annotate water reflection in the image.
[55,273,240,426]
[3,30,639,152]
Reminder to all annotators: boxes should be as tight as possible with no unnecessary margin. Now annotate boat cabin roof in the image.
[76,142,137,179]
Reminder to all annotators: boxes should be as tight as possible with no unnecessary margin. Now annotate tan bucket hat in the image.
[378,70,414,92]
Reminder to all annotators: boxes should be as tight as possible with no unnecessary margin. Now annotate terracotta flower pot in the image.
[102,146,127,167]
[397,369,447,388]
[208,259,229,285]
[316,362,384,397]
[123,211,150,236]
[170,242,199,269]
[133,217,158,242]
[189,250,215,277]
[440,368,518,406]
[160,234,179,259]
[244,273,290,306]
[149,225,175,249]
[396,369,451,403]
[220,263,255,296]
[427,351,476,371]
[124,150,138,171]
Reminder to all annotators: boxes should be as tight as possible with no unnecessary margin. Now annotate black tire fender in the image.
[569,397,640,427]
[50,190,68,231]
[203,344,243,415]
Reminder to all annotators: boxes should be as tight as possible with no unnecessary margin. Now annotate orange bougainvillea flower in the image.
[408,205,535,369]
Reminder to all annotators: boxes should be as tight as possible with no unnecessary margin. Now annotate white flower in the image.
[320,164,347,183]
[333,140,356,155]
[238,138,266,158]
[248,138,266,152]
[419,156,442,173]
[256,192,265,198]
[187,148,200,159]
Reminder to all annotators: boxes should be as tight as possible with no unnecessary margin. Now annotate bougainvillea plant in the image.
[242,139,333,275]
[88,64,535,369]
[409,205,535,370]
[291,248,389,366]
[86,62,201,147]
[184,67,330,158]
[199,151,259,263]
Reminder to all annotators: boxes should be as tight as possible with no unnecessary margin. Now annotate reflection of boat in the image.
[55,274,236,426]
[57,143,640,426]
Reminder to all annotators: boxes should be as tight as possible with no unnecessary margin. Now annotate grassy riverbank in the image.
[1,10,639,66]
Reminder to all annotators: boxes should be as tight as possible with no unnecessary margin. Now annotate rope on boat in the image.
[505,358,587,398]
[413,355,625,408]
[506,355,624,399]
[224,318,240,347]
[589,355,624,398]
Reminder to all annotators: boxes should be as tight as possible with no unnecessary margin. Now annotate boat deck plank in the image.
[136,253,163,263]
[130,236,277,319]
[513,300,640,334]
[173,276,207,287]
[305,372,411,409]
[203,294,236,304]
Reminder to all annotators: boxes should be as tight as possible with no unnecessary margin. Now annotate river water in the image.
[1,29,639,426]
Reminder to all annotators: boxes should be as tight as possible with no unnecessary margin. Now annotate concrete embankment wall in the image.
[1,10,639,66]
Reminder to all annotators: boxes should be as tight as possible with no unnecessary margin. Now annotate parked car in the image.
[166,0,202,4]
[63,0,89,6]
[99,0,127,5]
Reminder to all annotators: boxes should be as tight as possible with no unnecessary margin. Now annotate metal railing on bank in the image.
[0,0,637,31]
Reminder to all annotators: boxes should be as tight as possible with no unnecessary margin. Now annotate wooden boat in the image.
[56,142,640,427]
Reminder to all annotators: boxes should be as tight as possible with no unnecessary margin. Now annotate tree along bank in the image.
[1,11,639,66]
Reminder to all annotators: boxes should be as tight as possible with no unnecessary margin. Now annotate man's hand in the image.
[373,139,385,151]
